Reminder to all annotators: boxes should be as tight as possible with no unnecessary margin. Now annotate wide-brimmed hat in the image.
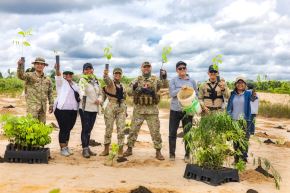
[235,76,247,84]
[31,57,48,66]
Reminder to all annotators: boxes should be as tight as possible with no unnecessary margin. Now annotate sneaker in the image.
[82,147,90,158]
[67,147,73,155]
[60,147,70,157]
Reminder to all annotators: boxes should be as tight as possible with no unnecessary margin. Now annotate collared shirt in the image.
[169,75,198,112]
[232,92,245,120]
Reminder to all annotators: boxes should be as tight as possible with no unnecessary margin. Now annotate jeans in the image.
[169,110,193,157]
[249,114,256,135]
[54,108,78,144]
[79,109,97,148]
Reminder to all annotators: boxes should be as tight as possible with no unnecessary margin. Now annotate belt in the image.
[207,107,222,111]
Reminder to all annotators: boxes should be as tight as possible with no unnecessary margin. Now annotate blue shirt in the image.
[227,90,252,121]
[231,92,245,120]
[169,75,198,111]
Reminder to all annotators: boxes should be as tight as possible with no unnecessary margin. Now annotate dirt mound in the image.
[255,132,278,139]
[115,159,173,168]
[274,141,290,148]
[240,169,273,183]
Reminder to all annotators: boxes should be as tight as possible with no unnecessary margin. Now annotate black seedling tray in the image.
[184,164,239,186]
[4,144,50,164]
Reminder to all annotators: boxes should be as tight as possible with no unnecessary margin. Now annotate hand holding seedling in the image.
[103,69,109,77]
[218,79,226,91]
[13,29,32,57]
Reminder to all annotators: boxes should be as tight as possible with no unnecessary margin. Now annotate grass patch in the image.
[259,100,290,119]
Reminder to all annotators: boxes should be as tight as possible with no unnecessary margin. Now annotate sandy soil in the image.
[0,96,290,193]
[257,92,290,104]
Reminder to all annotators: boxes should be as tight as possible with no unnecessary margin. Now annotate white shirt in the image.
[54,76,79,111]
[79,77,102,112]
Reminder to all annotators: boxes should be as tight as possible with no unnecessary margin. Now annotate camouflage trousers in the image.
[127,109,162,150]
[27,104,46,123]
[103,102,126,146]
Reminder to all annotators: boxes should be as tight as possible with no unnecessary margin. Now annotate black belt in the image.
[207,107,222,111]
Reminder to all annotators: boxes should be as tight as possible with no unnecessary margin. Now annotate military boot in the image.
[156,149,165,160]
[118,146,123,157]
[123,146,132,157]
[100,144,110,156]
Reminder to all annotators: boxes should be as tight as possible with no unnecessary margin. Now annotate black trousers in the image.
[79,109,97,148]
[54,108,78,144]
[169,110,193,157]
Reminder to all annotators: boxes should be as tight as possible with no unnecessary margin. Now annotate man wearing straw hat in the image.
[17,57,54,123]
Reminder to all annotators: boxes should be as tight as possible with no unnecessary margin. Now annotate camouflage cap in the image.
[142,61,151,67]
[32,57,48,66]
[113,67,122,74]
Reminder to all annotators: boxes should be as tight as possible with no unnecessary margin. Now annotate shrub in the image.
[184,112,248,170]
[259,100,290,119]
[0,114,53,147]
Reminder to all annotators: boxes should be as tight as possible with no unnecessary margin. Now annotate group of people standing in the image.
[17,56,258,163]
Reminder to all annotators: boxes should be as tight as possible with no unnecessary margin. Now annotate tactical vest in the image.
[203,82,224,104]
[133,75,160,105]
[103,81,125,106]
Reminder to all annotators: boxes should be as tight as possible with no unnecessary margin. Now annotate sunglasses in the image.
[177,67,186,71]
[209,71,218,74]
[114,72,122,75]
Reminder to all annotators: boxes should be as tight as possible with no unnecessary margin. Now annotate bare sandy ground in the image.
[0,96,290,193]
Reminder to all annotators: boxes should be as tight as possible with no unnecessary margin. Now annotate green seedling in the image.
[108,143,119,166]
[13,29,32,57]
[104,45,113,61]
[161,46,172,68]
[212,54,222,71]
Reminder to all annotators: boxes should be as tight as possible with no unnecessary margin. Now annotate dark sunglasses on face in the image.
[209,70,218,74]
[178,67,186,71]
[114,72,122,75]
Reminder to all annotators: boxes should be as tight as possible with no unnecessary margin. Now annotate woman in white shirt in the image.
[54,65,80,157]
[79,63,103,158]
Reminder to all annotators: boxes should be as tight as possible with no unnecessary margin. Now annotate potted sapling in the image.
[183,112,248,185]
[103,45,113,71]
[0,114,53,164]
[160,46,172,80]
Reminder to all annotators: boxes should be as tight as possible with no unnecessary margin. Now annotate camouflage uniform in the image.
[198,79,230,113]
[126,75,168,150]
[103,72,127,146]
[17,64,53,123]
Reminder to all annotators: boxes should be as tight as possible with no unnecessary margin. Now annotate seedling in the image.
[212,54,222,71]
[108,143,119,166]
[184,112,248,170]
[13,29,32,57]
[0,114,53,147]
[161,46,172,69]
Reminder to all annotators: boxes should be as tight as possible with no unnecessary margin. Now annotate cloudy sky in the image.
[0,0,289,81]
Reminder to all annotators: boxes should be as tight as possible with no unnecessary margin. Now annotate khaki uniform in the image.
[198,80,230,112]
[126,75,167,150]
[17,64,53,123]
[103,75,127,146]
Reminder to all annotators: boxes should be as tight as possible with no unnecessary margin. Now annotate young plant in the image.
[108,143,119,166]
[161,46,172,69]
[212,54,222,71]
[184,112,248,170]
[103,45,113,62]
[252,156,282,189]
[0,114,53,148]
[13,29,32,57]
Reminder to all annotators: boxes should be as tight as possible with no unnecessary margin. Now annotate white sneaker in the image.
[60,147,70,157]
[67,147,73,155]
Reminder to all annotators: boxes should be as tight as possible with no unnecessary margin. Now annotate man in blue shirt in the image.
[169,61,198,162]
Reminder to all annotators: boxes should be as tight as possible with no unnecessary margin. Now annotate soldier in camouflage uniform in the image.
[17,57,54,123]
[100,67,127,157]
[198,65,230,114]
[123,61,168,160]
